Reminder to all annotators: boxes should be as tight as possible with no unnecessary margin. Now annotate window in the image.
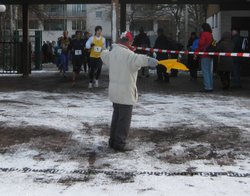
[72,4,86,13]
[46,4,64,15]
[214,14,218,28]
[17,20,39,30]
[212,15,214,29]
[96,11,103,18]
[72,20,86,30]
[17,20,22,29]
[44,20,66,31]
[29,20,39,29]
[134,20,153,31]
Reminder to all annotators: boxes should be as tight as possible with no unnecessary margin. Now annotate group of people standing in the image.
[102,26,247,152]
[53,26,106,87]
[47,23,245,93]
[133,27,183,83]
[187,23,246,92]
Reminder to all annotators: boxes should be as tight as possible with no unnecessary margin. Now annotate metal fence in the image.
[0,42,23,74]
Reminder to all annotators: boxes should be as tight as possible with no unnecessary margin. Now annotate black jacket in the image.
[133,33,151,55]
[154,34,174,60]
[232,34,243,63]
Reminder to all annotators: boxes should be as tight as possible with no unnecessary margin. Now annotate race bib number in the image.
[93,46,102,53]
[75,50,82,55]
[57,49,62,55]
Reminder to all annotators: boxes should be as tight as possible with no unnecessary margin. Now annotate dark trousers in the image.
[109,103,133,148]
[140,67,149,77]
[156,64,169,82]
[83,52,90,72]
[231,62,241,87]
[60,53,69,73]
[89,57,103,83]
[72,57,82,73]
[188,55,199,79]
[219,71,231,90]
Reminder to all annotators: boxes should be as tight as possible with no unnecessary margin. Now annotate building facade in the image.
[206,4,250,75]
[16,4,174,44]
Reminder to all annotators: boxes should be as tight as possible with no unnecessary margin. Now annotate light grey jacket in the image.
[101,44,150,105]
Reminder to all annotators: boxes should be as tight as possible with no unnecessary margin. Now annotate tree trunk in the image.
[111,0,120,43]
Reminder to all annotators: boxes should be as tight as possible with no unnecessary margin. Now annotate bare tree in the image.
[127,4,185,41]
[188,4,208,32]
[163,4,185,41]
[29,5,47,20]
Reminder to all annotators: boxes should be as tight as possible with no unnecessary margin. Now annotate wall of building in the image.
[207,12,221,41]
[221,10,250,35]
[86,4,111,38]
[207,10,250,41]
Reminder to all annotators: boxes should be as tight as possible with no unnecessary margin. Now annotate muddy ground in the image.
[0,65,250,185]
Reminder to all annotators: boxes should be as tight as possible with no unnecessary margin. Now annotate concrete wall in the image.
[207,12,221,41]
[207,10,250,41]
[86,4,111,38]
[221,10,250,34]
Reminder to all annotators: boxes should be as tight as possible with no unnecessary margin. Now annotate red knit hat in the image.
[120,31,133,42]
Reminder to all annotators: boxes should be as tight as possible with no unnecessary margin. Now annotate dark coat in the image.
[154,34,174,60]
[217,40,234,71]
[133,33,151,55]
[232,34,243,63]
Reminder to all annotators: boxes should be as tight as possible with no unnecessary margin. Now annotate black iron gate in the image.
[0,42,23,74]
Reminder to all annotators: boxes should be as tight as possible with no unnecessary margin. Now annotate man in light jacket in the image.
[101,31,158,152]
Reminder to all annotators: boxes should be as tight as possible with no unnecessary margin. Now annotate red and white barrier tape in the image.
[134,47,250,58]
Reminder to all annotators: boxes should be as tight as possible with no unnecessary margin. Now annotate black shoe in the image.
[108,140,113,148]
[222,86,230,91]
[231,85,242,89]
[199,89,213,93]
[154,78,163,82]
[190,77,197,81]
[113,144,134,152]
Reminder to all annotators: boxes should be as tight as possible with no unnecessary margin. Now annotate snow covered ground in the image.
[0,90,249,195]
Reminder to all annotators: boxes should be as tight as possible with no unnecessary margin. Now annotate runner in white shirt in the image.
[85,26,106,88]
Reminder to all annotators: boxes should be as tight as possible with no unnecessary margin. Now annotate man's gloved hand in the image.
[148,57,158,68]
[91,43,95,47]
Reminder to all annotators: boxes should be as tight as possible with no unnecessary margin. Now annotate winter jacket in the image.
[69,38,85,59]
[101,44,150,105]
[217,40,234,72]
[232,34,244,63]
[133,33,151,55]
[154,34,174,60]
[197,32,213,58]
[191,38,199,51]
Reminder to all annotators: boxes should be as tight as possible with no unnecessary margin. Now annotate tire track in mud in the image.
[0,167,249,178]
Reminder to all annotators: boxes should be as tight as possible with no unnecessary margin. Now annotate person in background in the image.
[70,31,85,86]
[83,31,91,73]
[51,41,56,64]
[196,23,213,92]
[47,41,53,63]
[217,32,234,90]
[58,31,71,77]
[231,28,243,89]
[154,28,174,83]
[133,27,151,77]
[42,41,49,63]
[86,26,106,89]
[167,33,182,77]
[101,31,158,152]
[187,32,199,80]
[54,38,62,69]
